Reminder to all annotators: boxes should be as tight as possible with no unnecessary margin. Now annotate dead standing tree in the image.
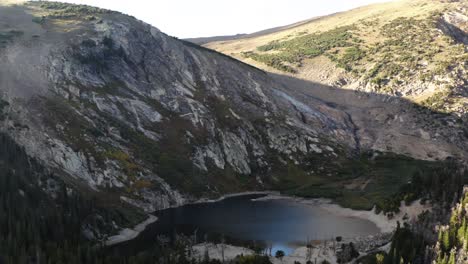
[306,238,313,262]
[220,234,226,263]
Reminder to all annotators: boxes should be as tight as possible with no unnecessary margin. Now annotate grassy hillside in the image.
[206,0,467,114]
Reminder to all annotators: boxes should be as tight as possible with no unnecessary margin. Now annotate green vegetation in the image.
[242,51,297,73]
[434,191,468,264]
[420,89,452,113]
[356,252,386,264]
[257,25,355,54]
[357,15,465,93]
[274,151,465,213]
[327,46,366,72]
[28,1,112,21]
[385,222,426,264]
[242,26,356,72]
[379,222,426,264]
[361,17,440,90]
[37,1,105,11]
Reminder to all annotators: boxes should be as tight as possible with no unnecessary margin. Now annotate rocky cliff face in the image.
[0,2,358,213]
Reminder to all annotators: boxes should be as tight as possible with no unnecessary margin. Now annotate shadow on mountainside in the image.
[267,72,468,162]
[179,41,467,162]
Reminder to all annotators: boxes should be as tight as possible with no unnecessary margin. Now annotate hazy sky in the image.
[57,0,392,38]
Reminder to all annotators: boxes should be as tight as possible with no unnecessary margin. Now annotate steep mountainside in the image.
[205,0,468,161]
[0,1,366,214]
[0,0,464,218]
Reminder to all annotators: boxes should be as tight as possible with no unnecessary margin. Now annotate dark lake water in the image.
[113,194,380,255]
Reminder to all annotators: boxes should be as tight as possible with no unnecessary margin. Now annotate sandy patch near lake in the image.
[105,214,158,246]
[317,199,431,233]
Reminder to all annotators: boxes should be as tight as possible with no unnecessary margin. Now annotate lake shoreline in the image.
[187,192,431,264]
[251,194,432,233]
[105,215,158,246]
[108,191,430,253]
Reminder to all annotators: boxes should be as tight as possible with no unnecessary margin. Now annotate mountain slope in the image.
[205,0,468,162]
[0,1,364,214]
[0,0,464,217]
[0,0,459,221]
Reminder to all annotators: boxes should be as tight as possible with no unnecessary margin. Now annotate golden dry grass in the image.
[206,0,448,54]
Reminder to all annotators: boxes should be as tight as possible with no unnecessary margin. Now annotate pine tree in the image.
[438,254,448,264]
[457,217,466,243]
[393,240,401,264]
[448,249,456,264]
[442,230,451,253]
